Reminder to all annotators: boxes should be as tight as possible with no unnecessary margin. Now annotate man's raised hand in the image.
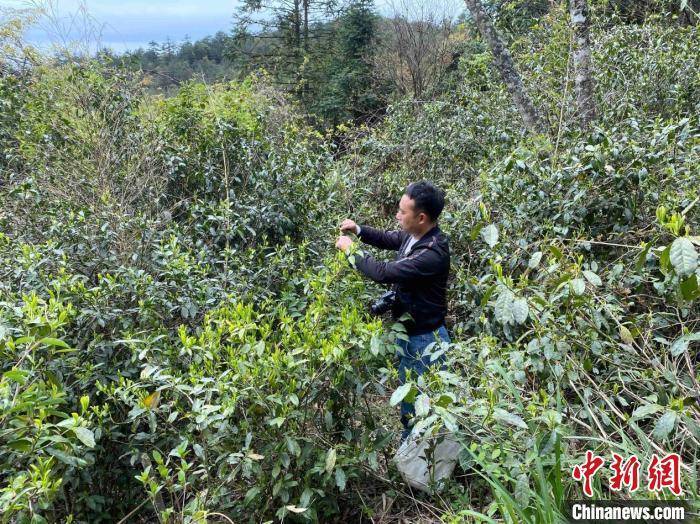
[335,235,353,253]
[340,219,358,234]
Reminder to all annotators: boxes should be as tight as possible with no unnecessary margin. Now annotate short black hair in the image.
[405,181,445,222]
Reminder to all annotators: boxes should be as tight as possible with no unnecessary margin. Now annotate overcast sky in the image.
[1,0,240,52]
[1,0,463,53]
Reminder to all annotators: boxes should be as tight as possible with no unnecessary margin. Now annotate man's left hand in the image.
[335,235,353,253]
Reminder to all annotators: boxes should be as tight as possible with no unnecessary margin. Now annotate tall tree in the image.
[319,0,383,124]
[570,0,596,128]
[374,0,460,100]
[463,0,545,133]
[233,0,338,86]
[233,0,384,125]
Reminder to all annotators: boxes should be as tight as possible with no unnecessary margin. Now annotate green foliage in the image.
[94,256,398,522]
[310,0,385,126]
[0,58,393,521]
[491,0,552,37]
[0,72,25,177]
[119,32,239,92]
[593,23,700,121]
[0,292,98,521]
[511,6,700,132]
[338,7,699,518]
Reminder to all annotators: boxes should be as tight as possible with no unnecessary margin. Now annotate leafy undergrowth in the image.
[1,6,700,524]
[1,250,408,521]
[343,115,700,522]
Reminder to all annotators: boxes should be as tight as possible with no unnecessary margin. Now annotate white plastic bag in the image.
[394,431,461,493]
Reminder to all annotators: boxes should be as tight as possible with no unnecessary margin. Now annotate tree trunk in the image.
[303,0,309,52]
[293,0,301,49]
[464,0,545,133]
[570,0,597,128]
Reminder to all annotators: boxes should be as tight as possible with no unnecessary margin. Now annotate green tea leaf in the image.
[268,416,286,427]
[582,270,602,287]
[493,408,528,429]
[335,468,346,491]
[635,242,651,271]
[370,334,381,356]
[631,403,662,420]
[46,447,87,467]
[659,245,672,274]
[670,333,700,357]
[143,391,160,409]
[619,326,634,345]
[570,278,586,296]
[512,298,529,324]
[325,448,337,473]
[494,288,515,325]
[669,237,698,277]
[481,224,499,248]
[528,251,542,269]
[390,383,412,406]
[670,337,688,357]
[73,427,96,448]
[244,487,261,504]
[286,437,301,457]
[39,337,70,349]
[3,369,28,384]
[7,439,32,452]
[415,394,430,418]
[652,411,677,440]
[679,274,699,300]
[549,245,563,260]
[515,473,530,507]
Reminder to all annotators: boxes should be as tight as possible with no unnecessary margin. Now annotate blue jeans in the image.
[396,325,450,440]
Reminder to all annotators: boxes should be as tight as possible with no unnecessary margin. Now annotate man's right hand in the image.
[340,219,359,234]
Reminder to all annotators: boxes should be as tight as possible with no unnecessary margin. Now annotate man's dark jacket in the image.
[354,225,450,335]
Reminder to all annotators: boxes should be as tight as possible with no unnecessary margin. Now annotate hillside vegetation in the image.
[1,2,699,522]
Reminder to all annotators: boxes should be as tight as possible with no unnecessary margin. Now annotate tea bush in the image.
[336,6,699,521]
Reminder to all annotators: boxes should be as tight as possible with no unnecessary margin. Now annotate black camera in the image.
[370,290,396,316]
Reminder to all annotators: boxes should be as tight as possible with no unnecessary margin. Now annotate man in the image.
[335,181,450,440]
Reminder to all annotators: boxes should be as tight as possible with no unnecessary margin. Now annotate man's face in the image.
[396,194,425,234]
